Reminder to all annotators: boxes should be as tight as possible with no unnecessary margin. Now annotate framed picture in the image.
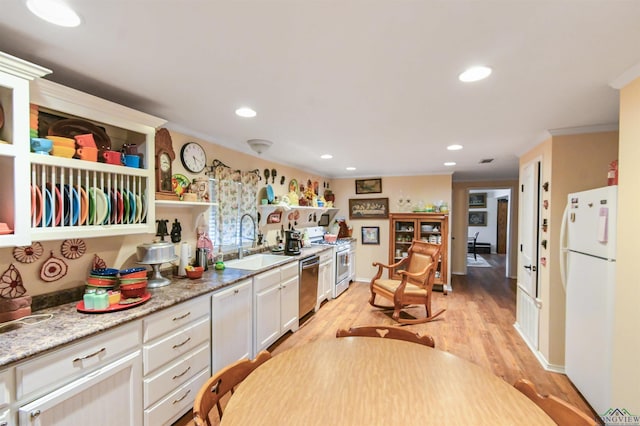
[349,198,389,219]
[361,226,380,245]
[468,192,487,208]
[468,211,487,226]
[355,178,382,194]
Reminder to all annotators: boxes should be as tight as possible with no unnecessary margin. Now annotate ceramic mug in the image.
[102,150,121,165]
[121,144,138,155]
[48,136,75,148]
[122,154,140,168]
[74,134,97,148]
[76,147,98,162]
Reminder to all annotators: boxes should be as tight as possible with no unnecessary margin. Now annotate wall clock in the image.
[180,142,207,174]
[155,128,176,193]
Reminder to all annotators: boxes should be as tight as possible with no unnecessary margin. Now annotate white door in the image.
[519,159,540,297]
[280,276,299,334]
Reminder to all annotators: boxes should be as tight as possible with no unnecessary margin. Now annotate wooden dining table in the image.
[221,337,555,425]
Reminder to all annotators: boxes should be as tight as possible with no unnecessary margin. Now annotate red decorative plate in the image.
[76,292,151,313]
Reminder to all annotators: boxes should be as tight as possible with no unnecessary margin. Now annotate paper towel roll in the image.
[178,242,192,276]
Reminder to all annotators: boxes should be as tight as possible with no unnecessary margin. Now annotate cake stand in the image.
[138,255,178,288]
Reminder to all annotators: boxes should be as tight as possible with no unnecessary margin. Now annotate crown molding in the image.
[0,51,51,80]
[548,123,618,136]
[610,61,640,90]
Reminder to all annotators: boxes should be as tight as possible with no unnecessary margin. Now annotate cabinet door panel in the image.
[211,279,252,372]
[280,276,299,333]
[254,284,281,352]
[19,351,141,426]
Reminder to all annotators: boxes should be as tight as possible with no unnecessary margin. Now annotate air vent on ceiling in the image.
[479,158,494,164]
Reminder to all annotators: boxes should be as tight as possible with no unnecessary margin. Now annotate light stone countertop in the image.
[0,246,331,368]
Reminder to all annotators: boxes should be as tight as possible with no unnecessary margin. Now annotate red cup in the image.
[102,150,122,165]
[75,134,97,148]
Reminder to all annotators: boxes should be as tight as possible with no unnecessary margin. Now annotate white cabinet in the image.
[211,279,252,373]
[28,79,166,241]
[316,250,334,310]
[14,321,142,426]
[0,52,50,247]
[254,262,299,354]
[0,368,11,426]
[142,295,210,426]
[18,351,141,426]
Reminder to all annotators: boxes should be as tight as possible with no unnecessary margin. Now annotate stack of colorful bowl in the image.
[119,267,148,300]
[85,268,120,310]
[48,136,76,158]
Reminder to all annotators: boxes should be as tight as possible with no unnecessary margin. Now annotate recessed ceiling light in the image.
[346,167,356,171]
[235,107,256,118]
[447,144,463,151]
[444,162,456,167]
[320,154,333,159]
[459,66,492,82]
[26,0,81,27]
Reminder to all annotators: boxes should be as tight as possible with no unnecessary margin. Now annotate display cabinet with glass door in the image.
[388,213,449,294]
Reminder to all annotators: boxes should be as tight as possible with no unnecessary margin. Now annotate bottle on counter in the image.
[94,289,109,310]
[83,289,96,310]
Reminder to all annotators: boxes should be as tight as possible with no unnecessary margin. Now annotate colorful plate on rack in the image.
[128,191,136,224]
[76,185,88,225]
[135,194,142,223]
[31,185,43,227]
[110,189,118,224]
[43,187,53,227]
[140,193,148,223]
[46,183,63,226]
[117,190,124,224]
[59,184,80,226]
[122,190,130,224]
[88,187,108,225]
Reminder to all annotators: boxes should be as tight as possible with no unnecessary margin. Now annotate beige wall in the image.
[331,175,452,283]
[519,131,618,367]
[451,180,519,277]
[612,77,640,411]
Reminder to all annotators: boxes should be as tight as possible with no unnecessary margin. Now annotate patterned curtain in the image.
[240,171,260,242]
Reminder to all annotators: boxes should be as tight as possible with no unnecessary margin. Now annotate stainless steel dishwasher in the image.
[299,255,319,318]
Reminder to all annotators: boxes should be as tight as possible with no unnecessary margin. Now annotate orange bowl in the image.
[186,266,204,279]
[87,276,117,287]
[120,281,147,299]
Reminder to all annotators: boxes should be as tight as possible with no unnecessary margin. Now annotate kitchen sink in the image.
[225,253,291,271]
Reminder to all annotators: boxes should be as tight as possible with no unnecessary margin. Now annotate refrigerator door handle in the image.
[559,202,570,292]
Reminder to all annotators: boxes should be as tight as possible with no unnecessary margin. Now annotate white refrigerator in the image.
[562,185,617,415]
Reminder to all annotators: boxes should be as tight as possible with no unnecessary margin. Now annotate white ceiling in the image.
[1,0,638,181]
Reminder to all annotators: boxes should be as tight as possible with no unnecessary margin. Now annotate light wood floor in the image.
[175,253,599,425]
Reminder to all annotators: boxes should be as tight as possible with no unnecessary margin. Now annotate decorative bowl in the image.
[119,277,147,285]
[119,281,147,299]
[324,234,338,243]
[120,267,147,279]
[87,277,117,287]
[186,266,204,279]
[91,268,119,276]
[51,145,76,158]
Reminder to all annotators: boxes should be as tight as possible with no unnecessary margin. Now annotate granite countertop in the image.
[0,246,330,369]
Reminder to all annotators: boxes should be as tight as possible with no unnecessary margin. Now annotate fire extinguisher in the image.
[608,160,618,186]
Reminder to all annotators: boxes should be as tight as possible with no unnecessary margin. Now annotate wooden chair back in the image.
[193,350,272,425]
[336,325,435,348]
[404,241,440,287]
[513,379,598,426]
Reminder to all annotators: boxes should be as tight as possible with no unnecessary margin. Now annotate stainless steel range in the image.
[307,227,352,297]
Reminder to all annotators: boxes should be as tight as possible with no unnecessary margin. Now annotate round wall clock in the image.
[180,142,207,174]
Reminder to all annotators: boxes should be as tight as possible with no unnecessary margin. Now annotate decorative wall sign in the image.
[13,242,44,263]
[349,198,389,219]
[355,178,382,194]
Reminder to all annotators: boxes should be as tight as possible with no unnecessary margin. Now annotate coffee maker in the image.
[284,230,302,255]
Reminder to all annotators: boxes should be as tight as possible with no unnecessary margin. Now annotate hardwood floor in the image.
[174,253,600,425]
[271,253,599,421]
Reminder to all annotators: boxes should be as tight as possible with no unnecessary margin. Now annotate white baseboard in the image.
[513,322,565,374]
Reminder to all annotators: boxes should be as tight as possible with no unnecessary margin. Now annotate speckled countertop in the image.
[0,247,331,369]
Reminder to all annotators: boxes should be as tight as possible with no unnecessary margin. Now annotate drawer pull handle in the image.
[172,337,191,349]
[234,289,239,294]
[172,366,191,380]
[1,421,8,426]
[73,347,106,363]
[172,312,191,321]
[30,410,41,418]
[172,389,191,404]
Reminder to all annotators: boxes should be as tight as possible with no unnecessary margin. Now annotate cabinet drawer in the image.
[0,408,9,426]
[16,321,140,400]
[254,268,280,292]
[0,369,10,408]
[144,367,209,426]
[319,250,333,263]
[143,296,209,343]
[143,317,209,375]
[143,343,210,408]
[281,262,298,280]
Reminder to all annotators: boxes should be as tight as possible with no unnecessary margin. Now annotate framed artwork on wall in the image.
[468,211,487,226]
[355,178,382,194]
[361,226,380,244]
[349,198,389,219]
[468,192,487,208]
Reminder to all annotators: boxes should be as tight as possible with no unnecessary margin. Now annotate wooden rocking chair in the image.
[369,240,445,324]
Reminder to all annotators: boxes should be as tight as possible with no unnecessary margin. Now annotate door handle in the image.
[524,265,537,272]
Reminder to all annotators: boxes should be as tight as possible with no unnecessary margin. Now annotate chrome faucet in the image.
[238,213,257,259]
